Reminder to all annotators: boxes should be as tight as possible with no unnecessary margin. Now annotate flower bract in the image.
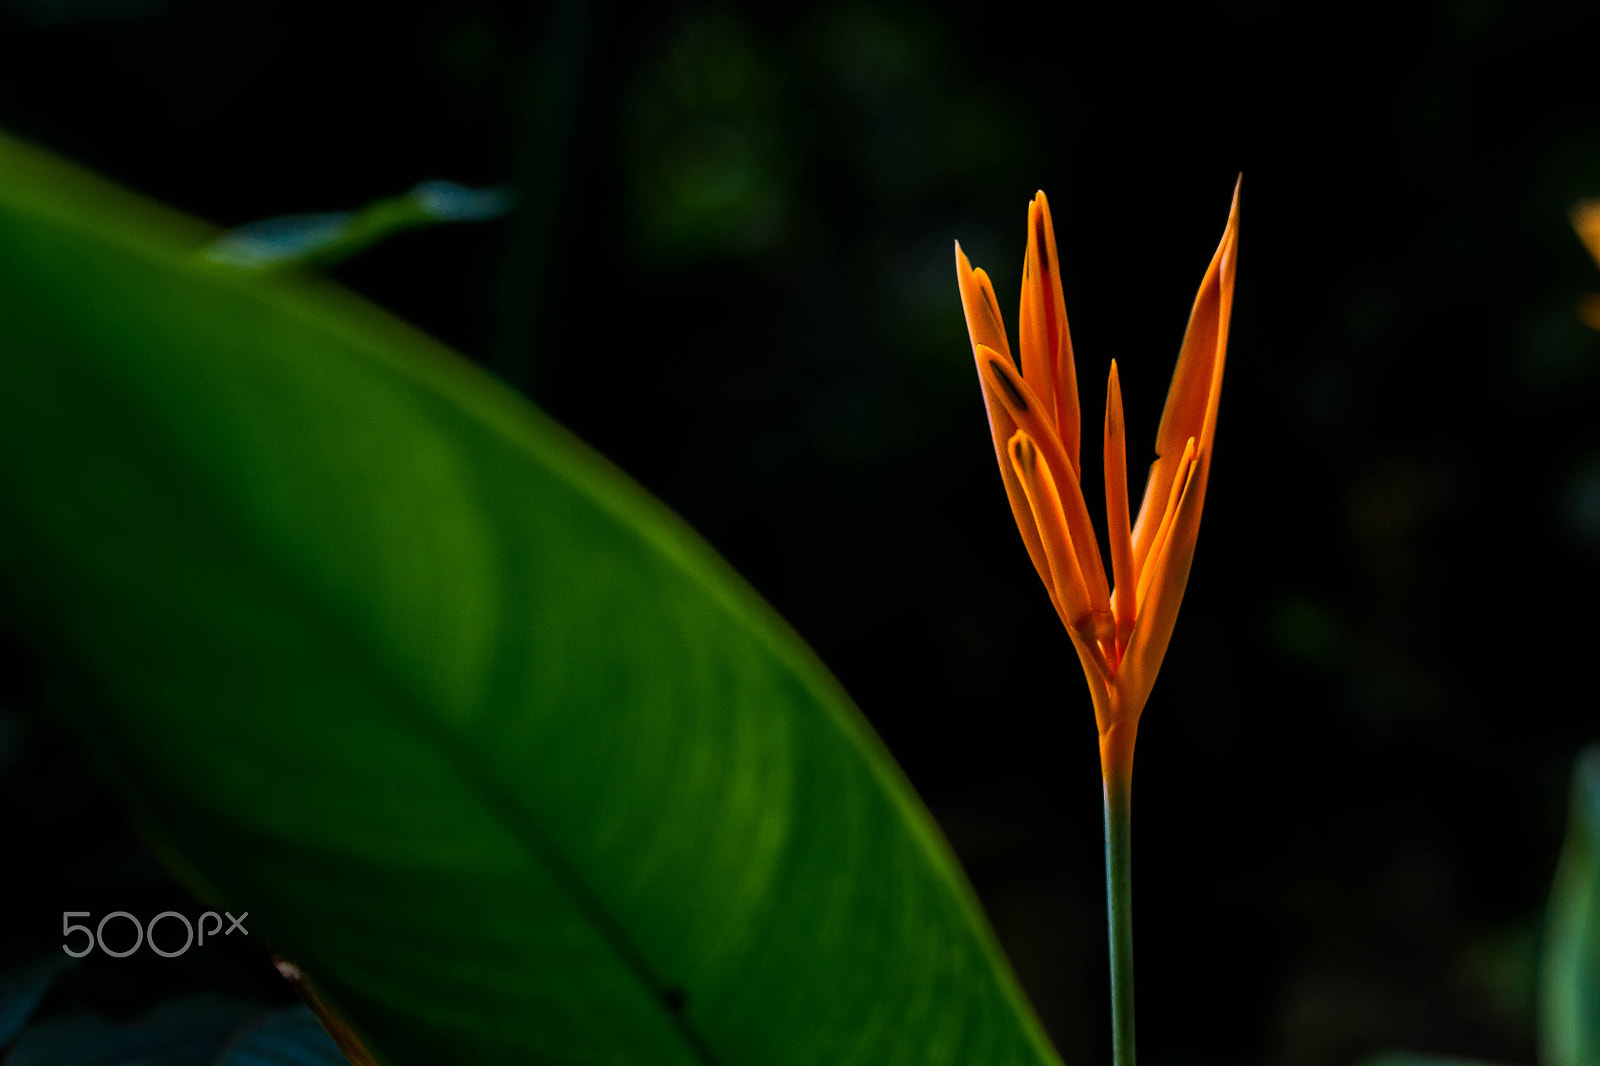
[954,183,1239,775]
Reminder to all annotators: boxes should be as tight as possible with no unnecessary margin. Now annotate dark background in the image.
[2,0,1598,1063]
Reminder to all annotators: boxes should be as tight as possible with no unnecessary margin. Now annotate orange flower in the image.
[1575,199,1600,331]
[954,182,1239,781]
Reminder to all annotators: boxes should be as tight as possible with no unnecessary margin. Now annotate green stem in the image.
[1103,750,1135,1066]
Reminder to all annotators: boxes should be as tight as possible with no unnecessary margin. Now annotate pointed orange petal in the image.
[1132,178,1239,578]
[1134,436,1196,614]
[1120,449,1204,717]
[955,241,1014,365]
[1017,203,1050,396]
[1018,193,1081,476]
[1008,431,1094,631]
[996,428,1064,621]
[1575,199,1600,271]
[958,244,1055,597]
[1103,361,1136,657]
[966,349,1059,613]
[1001,474,1065,620]
[975,344,1110,615]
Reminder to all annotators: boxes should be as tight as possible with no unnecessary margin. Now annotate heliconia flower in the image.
[1574,199,1600,331]
[954,182,1239,781]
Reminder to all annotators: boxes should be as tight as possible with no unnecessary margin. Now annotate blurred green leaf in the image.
[0,134,1060,1066]
[204,181,513,270]
[1542,746,1600,1066]
[6,998,346,1066]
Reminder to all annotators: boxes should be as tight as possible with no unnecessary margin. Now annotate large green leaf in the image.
[1543,746,1600,1066]
[0,134,1060,1066]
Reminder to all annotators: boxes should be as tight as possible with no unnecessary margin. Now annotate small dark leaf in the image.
[5,997,344,1066]
[221,1005,352,1066]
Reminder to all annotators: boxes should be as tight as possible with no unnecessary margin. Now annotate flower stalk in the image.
[1103,721,1136,1066]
